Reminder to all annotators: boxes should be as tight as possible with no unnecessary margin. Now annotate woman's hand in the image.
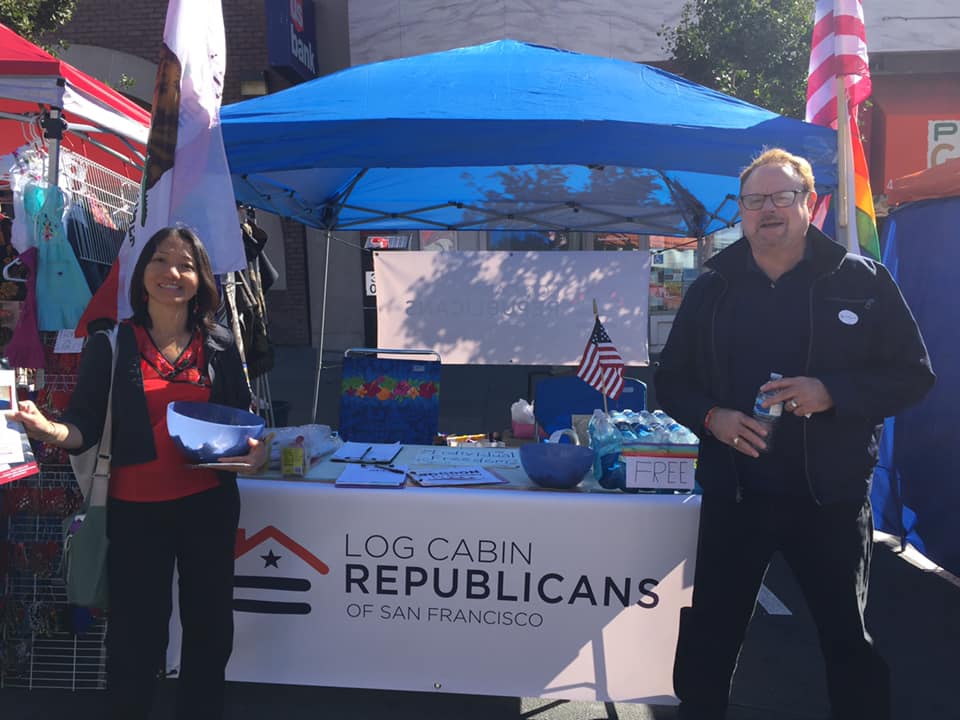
[6,400,65,445]
[215,434,272,474]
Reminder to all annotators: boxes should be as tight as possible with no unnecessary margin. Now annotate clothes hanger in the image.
[2,256,27,283]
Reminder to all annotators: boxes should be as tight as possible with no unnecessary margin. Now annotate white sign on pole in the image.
[374,251,650,365]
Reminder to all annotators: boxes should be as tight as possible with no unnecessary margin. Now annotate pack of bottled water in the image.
[587,408,698,491]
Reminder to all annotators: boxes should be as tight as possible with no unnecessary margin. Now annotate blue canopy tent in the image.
[219,39,838,420]
[871,159,960,577]
[221,39,837,237]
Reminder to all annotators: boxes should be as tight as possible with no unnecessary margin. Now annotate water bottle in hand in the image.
[752,372,783,453]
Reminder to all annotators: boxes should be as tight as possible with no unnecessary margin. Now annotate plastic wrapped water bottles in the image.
[610,411,639,441]
[588,407,699,492]
[587,409,625,489]
[651,409,700,444]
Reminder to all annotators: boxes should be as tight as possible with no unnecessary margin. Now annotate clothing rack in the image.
[59,148,138,265]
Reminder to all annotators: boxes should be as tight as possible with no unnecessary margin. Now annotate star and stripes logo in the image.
[233,526,329,615]
[576,318,625,400]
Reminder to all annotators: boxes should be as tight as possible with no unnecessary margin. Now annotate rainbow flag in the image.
[850,119,880,259]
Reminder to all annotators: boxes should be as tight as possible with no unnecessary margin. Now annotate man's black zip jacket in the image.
[654,226,934,504]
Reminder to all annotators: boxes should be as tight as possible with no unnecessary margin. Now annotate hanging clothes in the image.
[4,246,46,369]
[23,181,92,331]
[234,219,274,379]
[0,215,27,302]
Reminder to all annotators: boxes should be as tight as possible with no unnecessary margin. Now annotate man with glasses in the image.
[655,148,934,719]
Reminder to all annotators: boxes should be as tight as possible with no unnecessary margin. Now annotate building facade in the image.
[49,0,960,357]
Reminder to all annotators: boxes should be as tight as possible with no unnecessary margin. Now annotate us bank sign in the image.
[266,0,318,82]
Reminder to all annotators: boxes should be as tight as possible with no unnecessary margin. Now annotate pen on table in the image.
[360,463,407,474]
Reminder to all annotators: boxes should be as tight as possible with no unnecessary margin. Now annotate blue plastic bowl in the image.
[167,401,265,463]
[519,442,596,490]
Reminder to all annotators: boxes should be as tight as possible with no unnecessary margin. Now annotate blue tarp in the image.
[221,39,837,237]
[871,196,960,576]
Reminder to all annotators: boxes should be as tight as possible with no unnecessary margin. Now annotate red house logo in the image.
[233,526,328,614]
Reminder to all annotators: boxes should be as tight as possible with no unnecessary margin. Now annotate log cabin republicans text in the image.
[343,533,662,629]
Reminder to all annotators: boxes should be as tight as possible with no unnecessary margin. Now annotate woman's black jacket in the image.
[62,321,252,483]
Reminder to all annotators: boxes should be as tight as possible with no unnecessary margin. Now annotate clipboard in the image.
[335,463,408,488]
[331,441,402,464]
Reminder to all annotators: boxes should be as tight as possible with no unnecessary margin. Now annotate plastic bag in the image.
[510,399,535,424]
[268,424,341,463]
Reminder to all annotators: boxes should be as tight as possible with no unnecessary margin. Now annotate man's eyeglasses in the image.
[739,189,807,211]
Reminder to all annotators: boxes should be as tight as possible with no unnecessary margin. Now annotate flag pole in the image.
[592,298,609,415]
[835,77,853,251]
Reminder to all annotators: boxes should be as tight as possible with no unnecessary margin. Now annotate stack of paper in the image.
[335,463,407,488]
[407,466,507,487]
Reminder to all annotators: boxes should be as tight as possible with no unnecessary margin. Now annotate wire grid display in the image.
[2,335,108,690]
[58,147,140,265]
[1,471,108,690]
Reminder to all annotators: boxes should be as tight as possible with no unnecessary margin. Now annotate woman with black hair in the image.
[9,225,267,720]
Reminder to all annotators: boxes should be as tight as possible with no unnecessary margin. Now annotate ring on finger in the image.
[789,399,799,410]
[732,436,740,447]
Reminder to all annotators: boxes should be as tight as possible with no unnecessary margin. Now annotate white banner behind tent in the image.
[374,251,651,365]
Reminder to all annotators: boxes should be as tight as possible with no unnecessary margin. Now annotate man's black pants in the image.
[105,483,240,720]
[674,491,890,720]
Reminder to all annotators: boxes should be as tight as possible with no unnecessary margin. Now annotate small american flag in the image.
[576,318,624,400]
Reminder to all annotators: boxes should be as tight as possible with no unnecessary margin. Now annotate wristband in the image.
[703,406,718,435]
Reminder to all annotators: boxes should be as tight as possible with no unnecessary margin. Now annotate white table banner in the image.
[214,481,698,703]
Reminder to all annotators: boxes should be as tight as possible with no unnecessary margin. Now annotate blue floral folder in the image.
[339,355,440,445]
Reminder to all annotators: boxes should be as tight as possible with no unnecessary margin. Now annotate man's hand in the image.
[708,408,769,458]
[761,376,834,417]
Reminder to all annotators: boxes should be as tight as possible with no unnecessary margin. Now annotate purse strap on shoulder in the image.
[87,326,119,506]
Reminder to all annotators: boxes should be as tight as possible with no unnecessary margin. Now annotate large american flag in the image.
[576,318,624,400]
[804,0,880,259]
[805,0,871,127]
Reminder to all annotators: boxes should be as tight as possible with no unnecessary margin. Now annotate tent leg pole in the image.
[312,228,332,423]
[45,107,63,186]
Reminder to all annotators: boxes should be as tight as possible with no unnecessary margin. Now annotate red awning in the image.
[887,158,960,206]
[0,23,149,181]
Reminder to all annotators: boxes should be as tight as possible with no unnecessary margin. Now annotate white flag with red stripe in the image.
[576,317,625,400]
[77,0,244,332]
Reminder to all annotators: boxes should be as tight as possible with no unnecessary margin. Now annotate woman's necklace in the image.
[148,328,194,363]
